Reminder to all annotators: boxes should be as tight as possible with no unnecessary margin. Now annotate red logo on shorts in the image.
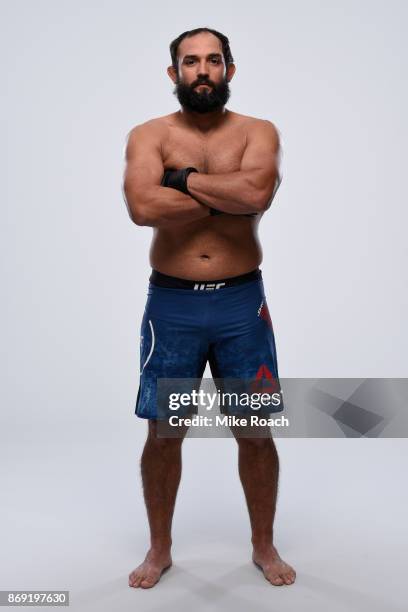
[250,363,280,394]
[255,364,274,381]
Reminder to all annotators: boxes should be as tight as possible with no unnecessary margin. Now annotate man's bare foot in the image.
[252,544,296,586]
[129,548,172,589]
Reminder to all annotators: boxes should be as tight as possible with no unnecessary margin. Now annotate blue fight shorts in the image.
[134,267,284,419]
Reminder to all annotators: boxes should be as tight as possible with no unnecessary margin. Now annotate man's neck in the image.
[177,107,230,134]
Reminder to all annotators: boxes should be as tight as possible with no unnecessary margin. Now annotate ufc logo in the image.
[194,282,226,290]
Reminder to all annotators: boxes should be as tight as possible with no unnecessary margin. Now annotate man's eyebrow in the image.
[183,53,222,60]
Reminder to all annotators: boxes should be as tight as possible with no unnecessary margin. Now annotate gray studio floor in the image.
[1,416,407,612]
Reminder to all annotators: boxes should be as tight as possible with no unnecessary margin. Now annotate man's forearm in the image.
[186,169,267,214]
[125,185,210,227]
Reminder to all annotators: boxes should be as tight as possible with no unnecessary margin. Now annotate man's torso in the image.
[146,110,270,280]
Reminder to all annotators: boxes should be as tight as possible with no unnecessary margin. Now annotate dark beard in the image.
[173,76,231,114]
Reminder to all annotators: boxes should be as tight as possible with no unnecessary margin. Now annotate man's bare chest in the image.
[161,127,247,174]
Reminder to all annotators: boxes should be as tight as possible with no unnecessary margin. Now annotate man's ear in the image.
[167,65,177,84]
[226,63,236,82]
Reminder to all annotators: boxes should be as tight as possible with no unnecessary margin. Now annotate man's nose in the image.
[197,61,209,76]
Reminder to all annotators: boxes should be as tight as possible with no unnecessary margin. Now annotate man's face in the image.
[171,33,233,114]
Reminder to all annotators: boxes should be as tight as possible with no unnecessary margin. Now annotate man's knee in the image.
[146,419,185,451]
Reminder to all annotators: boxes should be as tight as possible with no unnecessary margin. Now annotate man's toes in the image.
[280,567,296,585]
[129,572,143,588]
[140,574,158,589]
[287,569,296,582]
[270,575,284,585]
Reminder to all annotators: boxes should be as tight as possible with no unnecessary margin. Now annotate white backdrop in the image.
[1,1,407,610]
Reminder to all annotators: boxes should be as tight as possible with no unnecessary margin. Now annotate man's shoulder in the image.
[233,114,281,152]
[239,113,279,134]
[125,114,174,143]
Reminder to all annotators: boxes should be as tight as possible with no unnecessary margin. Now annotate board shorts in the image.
[134,267,284,420]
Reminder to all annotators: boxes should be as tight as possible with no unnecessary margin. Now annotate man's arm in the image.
[186,120,282,214]
[122,123,210,227]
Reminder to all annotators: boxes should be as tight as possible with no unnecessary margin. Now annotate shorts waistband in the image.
[149,267,262,290]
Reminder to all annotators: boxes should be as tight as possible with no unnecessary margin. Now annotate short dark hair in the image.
[169,27,234,71]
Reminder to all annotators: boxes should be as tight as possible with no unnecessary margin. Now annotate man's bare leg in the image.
[129,420,188,588]
[231,425,296,586]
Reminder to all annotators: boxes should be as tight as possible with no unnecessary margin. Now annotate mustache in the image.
[192,79,214,88]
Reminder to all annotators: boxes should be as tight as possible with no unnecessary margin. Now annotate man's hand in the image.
[162,168,224,216]
[161,167,198,195]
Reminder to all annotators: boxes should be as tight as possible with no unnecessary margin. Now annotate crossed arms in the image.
[122,119,282,228]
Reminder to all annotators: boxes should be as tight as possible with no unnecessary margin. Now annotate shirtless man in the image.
[123,27,296,588]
